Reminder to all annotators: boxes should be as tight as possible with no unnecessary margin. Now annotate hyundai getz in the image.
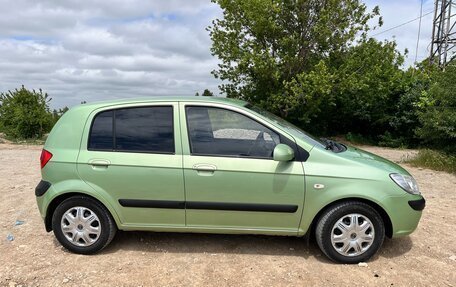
[35,97,425,263]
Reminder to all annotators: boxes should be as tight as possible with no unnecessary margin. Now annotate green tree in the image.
[416,64,456,152]
[0,86,54,139]
[375,62,437,147]
[52,106,69,124]
[209,0,380,103]
[208,0,411,136]
[202,89,214,97]
[283,38,405,135]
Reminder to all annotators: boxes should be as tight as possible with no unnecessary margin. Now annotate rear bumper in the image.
[35,180,51,197]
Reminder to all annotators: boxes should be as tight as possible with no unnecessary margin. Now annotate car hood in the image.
[337,146,410,175]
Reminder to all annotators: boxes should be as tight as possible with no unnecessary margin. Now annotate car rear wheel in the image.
[52,196,116,254]
[315,201,385,263]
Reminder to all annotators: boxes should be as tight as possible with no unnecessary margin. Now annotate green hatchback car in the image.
[35,97,425,263]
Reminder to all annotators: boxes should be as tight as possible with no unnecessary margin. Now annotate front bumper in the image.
[408,197,426,211]
[384,194,425,237]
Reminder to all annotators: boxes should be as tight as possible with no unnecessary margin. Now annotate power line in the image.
[371,10,434,37]
[414,0,424,64]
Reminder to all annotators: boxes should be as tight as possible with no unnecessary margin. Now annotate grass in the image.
[405,149,456,174]
[0,132,46,145]
[9,138,46,145]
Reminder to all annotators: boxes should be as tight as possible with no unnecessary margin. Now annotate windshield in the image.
[245,104,326,148]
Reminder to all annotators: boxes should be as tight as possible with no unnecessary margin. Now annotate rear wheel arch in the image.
[45,192,120,232]
[308,197,393,239]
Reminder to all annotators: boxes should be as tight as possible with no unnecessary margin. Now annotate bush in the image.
[405,149,456,174]
[0,86,54,139]
[416,64,456,153]
[344,132,376,145]
[378,131,407,148]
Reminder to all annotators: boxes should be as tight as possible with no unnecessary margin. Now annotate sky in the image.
[0,0,437,109]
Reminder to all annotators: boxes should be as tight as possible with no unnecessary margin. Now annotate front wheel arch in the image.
[308,197,393,239]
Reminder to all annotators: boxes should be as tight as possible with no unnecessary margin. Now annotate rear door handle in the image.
[89,159,111,167]
[192,164,217,175]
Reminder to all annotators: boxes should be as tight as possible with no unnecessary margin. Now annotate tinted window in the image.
[88,110,113,150]
[186,106,280,158]
[115,107,174,153]
[88,106,174,153]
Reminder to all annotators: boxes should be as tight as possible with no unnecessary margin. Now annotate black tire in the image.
[315,201,385,263]
[52,195,116,254]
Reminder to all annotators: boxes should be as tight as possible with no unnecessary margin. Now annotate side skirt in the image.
[118,223,301,236]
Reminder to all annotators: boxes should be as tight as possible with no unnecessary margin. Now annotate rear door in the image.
[77,103,185,227]
[180,103,305,233]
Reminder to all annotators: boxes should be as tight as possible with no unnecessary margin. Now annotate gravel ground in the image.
[0,144,455,287]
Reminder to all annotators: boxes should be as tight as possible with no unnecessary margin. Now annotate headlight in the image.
[389,173,420,195]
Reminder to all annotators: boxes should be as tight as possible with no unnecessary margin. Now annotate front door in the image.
[180,103,305,233]
[77,103,185,227]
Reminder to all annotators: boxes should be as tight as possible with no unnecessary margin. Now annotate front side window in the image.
[186,106,280,158]
[88,106,174,153]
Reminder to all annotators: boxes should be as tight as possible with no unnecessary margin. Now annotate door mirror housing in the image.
[273,144,295,162]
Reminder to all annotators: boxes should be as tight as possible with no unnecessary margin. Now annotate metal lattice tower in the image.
[430,0,456,68]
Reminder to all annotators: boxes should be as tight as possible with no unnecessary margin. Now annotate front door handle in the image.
[192,164,217,175]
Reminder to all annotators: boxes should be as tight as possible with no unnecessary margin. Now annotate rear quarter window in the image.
[88,110,113,150]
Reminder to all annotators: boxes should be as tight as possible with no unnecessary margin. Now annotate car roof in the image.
[75,96,248,110]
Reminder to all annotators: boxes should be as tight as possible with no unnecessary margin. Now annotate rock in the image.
[358,262,368,267]
[62,278,70,283]
[14,220,25,226]
[8,282,17,287]
[289,248,295,251]
[449,255,456,261]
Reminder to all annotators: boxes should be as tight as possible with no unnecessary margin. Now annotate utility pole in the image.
[430,0,456,68]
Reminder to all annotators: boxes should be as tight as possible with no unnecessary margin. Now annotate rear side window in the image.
[115,107,174,153]
[88,106,174,153]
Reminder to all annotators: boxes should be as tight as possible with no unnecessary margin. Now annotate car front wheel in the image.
[315,201,385,263]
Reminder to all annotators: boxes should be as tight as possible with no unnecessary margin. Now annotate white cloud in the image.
[0,0,440,108]
[0,0,222,108]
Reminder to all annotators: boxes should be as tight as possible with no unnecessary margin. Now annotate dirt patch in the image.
[1,144,455,286]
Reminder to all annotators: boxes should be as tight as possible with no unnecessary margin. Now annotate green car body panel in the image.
[36,96,423,240]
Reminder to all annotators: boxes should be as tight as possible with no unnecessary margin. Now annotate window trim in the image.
[87,105,176,155]
[185,105,296,160]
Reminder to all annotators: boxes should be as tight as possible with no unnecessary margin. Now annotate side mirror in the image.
[273,144,295,162]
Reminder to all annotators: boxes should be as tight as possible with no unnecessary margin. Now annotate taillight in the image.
[40,149,53,169]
